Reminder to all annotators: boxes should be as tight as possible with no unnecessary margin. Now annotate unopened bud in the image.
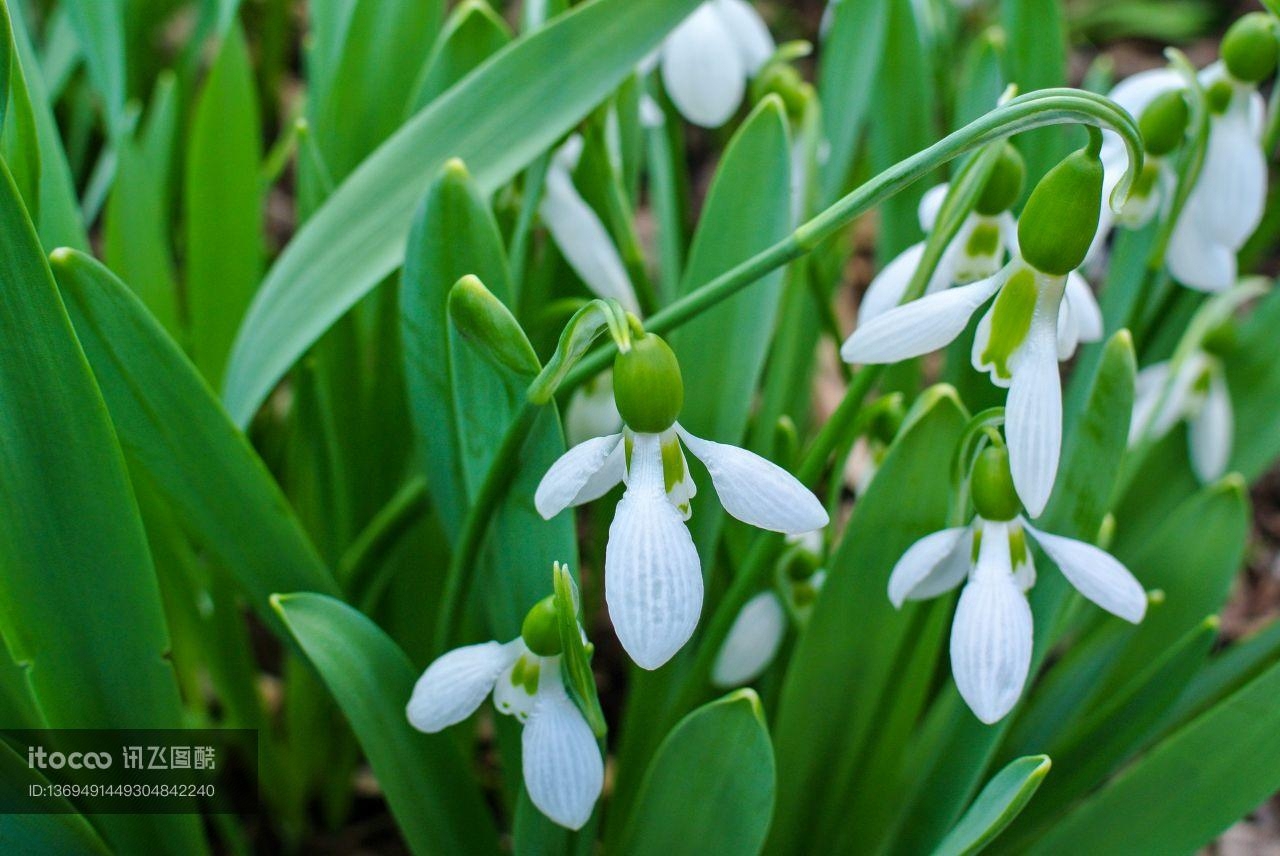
[1017,143,1104,276]
[448,276,541,377]
[613,333,683,433]
[1223,13,1278,84]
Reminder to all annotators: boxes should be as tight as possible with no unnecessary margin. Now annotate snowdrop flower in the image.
[565,371,623,446]
[888,446,1147,723]
[541,135,640,313]
[656,0,774,128]
[844,145,1107,515]
[1092,15,1274,291]
[860,144,1024,325]
[1130,349,1233,483]
[407,597,602,829]
[712,534,826,687]
[536,332,828,669]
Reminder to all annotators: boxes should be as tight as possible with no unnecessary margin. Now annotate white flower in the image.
[842,259,1102,516]
[858,184,1019,326]
[540,136,640,313]
[407,639,603,829]
[657,0,774,128]
[1130,350,1233,482]
[712,590,787,687]
[1091,63,1267,292]
[536,427,828,669]
[888,516,1147,723]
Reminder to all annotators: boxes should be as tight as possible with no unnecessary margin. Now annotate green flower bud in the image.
[751,63,812,124]
[1222,13,1278,84]
[521,596,563,657]
[448,276,541,377]
[1138,89,1190,157]
[1017,144,1104,276]
[971,445,1021,522]
[974,144,1026,216]
[613,333,683,433]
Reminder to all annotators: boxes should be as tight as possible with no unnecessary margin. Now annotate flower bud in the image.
[751,64,812,124]
[613,333,683,433]
[521,596,563,657]
[1222,13,1278,84]
[971,445,1021,522]
[448,276,541,377]
[974,144,1026,216]
[1017,144,1104,276]
[1138,89,1190,157]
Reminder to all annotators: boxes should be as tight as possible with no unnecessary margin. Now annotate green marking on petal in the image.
[980,267,1038,381]
[522,660,541,696]
[971,527,983,563]
[1008,524,1029,569]
[661,436,686,495]
[965,221,1001,261]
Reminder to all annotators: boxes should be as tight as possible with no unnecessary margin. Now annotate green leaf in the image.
[223,0,703,426]
[1000,0,1069,185]
[309,0,444,181]
[933,755,1051,856]
[185,21,262,384]
[953,27,1007,131]
[60,0,127,131]
[1225,286,1280,480]
[50,249,339,633]
[818,0,889,202]
[104,71,180,334]
[0,158,202,854]
[671,96,792,557]
[5,0,86,250]
[1031,656,1280,854]
[0,741,111,853]
[770,386,967,853]
[273,593,499,856]
[408,0,512,115]
[0,0,41,218]
[619,690,775,856]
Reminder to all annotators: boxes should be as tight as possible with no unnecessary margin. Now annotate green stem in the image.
[433,401,541,655]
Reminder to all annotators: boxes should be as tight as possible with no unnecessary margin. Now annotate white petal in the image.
[661,4,747,128]
[1024,523,1147,623]
[713,0,774,73]
[662,429,698,521]
[711,591,787,687]
[1166,211,1237,292]
[1064,272,1103,343]
[1006,316,1062,518]
[950,523,1032,724]
[535,434,624,519]
[1184,98,1266,251]
[566,375,624,446]
[1129,361,1172,445]
[605,434,703,669]
[493,653,540,722]
[541,172,640,312]
[1189,368,1233,482]
[677,427,828,534]
[859,242,927,325]
[918,183,950,232]
[887,526,971,608]
[522,662,604,830]
[841,270,1004,365]
[406,641,519,732]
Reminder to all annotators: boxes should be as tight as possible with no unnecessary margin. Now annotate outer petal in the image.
[918,182,949,232]
[950,522,1032,724]
[661,4,747,128]
[1062,272,1103,350]
[859,242,925,324]
[713,0,774,73]
[1025,523,1147,623]
[522,662,604,830]
[541,171,640,311]
[677,427,828,534]
[841,270,1005,365]
[606,434,703,669]
[1184,97,1266,251]
[1006,313,1062,517]
[711,591,787,687]
[887,526,971,608]
[1189,368,1233,483]
[1129,361,1172,445]
[565,375,624,446]
[406,641,519,732]
[1166,208,1237,292]
[535,433,624,518]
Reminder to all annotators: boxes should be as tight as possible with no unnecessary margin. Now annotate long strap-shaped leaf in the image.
[222,0,702,426]
[51,250,339,633]
[0,160,204,853]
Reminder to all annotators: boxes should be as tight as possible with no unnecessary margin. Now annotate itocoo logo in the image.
[27,746,112,770]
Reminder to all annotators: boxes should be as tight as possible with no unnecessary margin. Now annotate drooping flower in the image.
[541,135,640,313]
[843,145,1106,516]
[858,163,1023,325]
[536,333,828,669]
[655,0,774,128]
[1129,349,1234,483]
[888,446,1147,723]
[407,598,603,829]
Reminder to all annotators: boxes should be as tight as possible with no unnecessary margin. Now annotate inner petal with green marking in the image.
[979,266,1039,381]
